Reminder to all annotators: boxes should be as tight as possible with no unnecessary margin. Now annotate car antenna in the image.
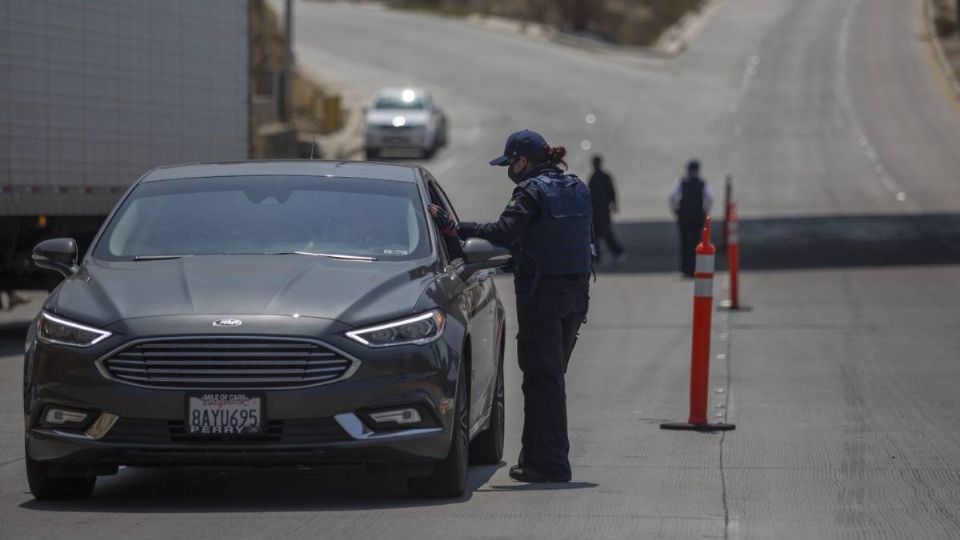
[310,137,318,159]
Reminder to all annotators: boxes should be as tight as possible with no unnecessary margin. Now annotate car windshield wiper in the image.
[268,251,378,262]
[132,255,190,261]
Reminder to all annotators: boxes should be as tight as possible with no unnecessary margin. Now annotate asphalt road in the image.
[3,0,960,538]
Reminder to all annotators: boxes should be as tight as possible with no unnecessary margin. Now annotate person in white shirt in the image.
[669,160,713,277]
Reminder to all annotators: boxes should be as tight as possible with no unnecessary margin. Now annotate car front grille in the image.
[101,337,357,389]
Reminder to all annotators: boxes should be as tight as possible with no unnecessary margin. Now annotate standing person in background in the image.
[669,159,713,277]
[589,154,626,264]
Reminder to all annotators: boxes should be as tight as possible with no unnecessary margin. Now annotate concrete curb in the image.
[465,14,553,43]
[550,31,651,57]
[653,0,726,58]
[463,0,724,59]
[925,0,960,99]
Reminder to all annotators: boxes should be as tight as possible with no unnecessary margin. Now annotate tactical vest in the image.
[519,172,593,275]
[678,176,705,219]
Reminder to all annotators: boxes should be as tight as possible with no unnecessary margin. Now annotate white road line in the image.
[835,0,919,211]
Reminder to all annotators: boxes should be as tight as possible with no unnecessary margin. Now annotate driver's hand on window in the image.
[428,204,458,236]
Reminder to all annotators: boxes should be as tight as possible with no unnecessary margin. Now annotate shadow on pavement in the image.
[0,326,29,355]
[597,212,960,273]
[478,481,598,492]
[19,463,504,513]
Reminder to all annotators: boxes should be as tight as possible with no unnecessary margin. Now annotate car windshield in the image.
[374,96,424,110]
[93,175,430,261]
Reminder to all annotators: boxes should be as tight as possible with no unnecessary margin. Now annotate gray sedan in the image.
[24,161,506,500]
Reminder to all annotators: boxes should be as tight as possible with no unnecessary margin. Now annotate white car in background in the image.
[364,88,447,159]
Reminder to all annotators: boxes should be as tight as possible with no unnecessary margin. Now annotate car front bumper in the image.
[24,315,461,470]
[365,128,432,150]
[27,420,450,469]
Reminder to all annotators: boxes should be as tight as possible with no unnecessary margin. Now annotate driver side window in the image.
[427,177,464,262]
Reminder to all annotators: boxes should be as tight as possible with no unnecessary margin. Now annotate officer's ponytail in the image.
[543,145,568,170]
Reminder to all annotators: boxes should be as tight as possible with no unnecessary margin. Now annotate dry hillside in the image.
[389,0,706,46]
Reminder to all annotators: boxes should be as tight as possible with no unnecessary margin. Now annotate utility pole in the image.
[280,0,293,122]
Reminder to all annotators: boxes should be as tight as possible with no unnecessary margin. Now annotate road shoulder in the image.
[924,0,960,104]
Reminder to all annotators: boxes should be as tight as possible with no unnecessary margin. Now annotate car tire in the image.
[408,370,469,498]
[26,456,96,500]
[470,334,504,465]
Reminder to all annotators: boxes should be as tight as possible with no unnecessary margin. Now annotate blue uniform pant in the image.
[678,216,705,276]
[514,275,589,478]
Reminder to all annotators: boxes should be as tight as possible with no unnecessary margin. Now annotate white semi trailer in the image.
[1,0,250,288]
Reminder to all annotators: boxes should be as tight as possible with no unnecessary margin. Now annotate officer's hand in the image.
[428,204,458,236]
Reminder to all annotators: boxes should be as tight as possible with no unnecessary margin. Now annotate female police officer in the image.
[431,129,592,483]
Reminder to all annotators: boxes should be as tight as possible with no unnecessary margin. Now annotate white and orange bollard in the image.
[727,203,740,309]
[720,203,749,311]
[662,217,736,432]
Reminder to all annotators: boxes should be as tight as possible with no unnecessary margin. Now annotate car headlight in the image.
[37,312,112,348]
[346,310,445,348]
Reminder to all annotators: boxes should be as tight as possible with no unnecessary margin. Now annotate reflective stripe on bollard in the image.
[694,277,713,298]
[694,252,715,298]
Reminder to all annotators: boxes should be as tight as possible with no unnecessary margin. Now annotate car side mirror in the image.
[33,238,79,277]
[460,238,510,279]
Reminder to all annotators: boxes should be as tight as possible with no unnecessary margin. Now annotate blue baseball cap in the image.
[489,129,548,166]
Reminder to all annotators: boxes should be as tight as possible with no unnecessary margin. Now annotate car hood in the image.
[366,109,431,127]
[50,255,440,329]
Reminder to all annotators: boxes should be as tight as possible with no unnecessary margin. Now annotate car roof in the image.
[141,161,421,183]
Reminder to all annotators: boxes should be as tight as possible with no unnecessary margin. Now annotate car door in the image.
[426,176,496,432]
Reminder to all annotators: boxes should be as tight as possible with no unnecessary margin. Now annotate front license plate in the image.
[186,393,263,436]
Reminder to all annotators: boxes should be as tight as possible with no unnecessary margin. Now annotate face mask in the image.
[508,159,526,184]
